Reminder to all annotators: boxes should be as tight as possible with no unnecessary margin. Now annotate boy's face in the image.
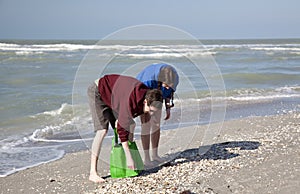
[143,100,158,116]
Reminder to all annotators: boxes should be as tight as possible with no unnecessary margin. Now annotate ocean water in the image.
[1,39,300,177]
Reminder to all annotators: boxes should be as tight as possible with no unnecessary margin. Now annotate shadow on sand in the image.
[103,140,261,189]
[143,140,261,175]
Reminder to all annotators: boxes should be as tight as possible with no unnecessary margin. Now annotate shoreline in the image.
[1,112,299,193]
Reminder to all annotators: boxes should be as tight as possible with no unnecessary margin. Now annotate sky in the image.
[0,0,299,40]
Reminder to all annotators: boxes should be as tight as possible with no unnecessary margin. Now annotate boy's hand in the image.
[126,157,135,170]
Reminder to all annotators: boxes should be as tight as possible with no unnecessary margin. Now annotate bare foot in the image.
[144,159,152,167]
[89,173,105,183]
[152,156,164,163]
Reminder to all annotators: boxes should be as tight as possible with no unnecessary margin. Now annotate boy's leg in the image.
[87,83,110,183]
[151,110,163,162]
[140,113,151,166]
[151,125,162,161]
[89,129,107,183]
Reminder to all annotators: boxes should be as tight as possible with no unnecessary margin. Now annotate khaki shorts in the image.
[87,83,116,132]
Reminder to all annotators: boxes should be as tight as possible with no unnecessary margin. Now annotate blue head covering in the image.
[136,63,179,99]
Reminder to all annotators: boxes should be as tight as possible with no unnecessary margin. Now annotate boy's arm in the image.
[115,120,135,142]
[122,141,135,170]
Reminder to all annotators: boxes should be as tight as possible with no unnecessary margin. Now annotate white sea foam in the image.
[0,136,30,150]
[275,86,300,93]
[42,103,70,116]
[0,43,96,52]
[227,93,300,101]
[290,52,300,55]
[15,51,44,55]
[0,147,65,177]
[118,51,216,58]
[175,86,300,105]
[251,47,300,52]
[28,122,93,143]
[38,103,72,116]
[1,42,300,58]
[29,134,91,143]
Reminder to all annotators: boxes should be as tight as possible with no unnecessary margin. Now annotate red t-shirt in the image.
[97,74,148,142]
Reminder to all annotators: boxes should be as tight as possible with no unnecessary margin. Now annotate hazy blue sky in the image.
[0,0,299,40]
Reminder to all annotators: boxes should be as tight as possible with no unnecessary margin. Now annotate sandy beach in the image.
[1,112,299,194]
